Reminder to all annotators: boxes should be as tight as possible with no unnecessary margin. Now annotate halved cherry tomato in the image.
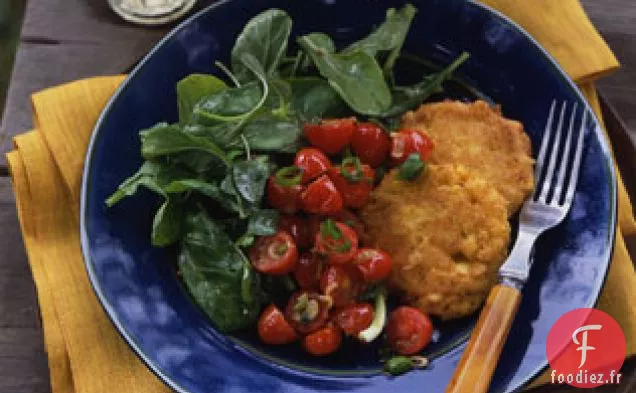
[249,230,298,275]
[320,264,364,307]
[329,209,365,239]
[303,117,357,154]
[390,129,435,165]
[386,306,433,355]
[300,175,343,215]
[328,158,375,209]
[333,303,374,336]
[294,252,324,290]
[353,248,393,283]
[267,166,304,214]
[302,325,343,356]
[258,304,299,345]
[285,291,330,334]
[351,122,391,167]
[294,148,332,184]
[314,219,358,264]
[278,215,311,249]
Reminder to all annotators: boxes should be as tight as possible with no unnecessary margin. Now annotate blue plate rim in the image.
[78,1,618,392]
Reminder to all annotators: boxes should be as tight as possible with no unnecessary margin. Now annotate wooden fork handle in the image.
[445,284,522,393]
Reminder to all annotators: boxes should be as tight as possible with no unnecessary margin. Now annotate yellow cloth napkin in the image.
[5,1,635,392]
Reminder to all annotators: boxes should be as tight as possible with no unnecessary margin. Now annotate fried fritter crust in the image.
[401,100,534,215]
[360,164,510,319]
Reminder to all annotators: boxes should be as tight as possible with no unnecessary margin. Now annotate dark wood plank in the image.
[581,0,636,146]
[0,178,40,328]
[0,41,150,156]
[0,177,49,392]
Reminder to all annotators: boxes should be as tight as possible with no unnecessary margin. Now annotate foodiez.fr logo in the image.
[546,308,626,388]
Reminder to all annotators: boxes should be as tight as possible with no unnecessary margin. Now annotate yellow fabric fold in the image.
[483,0,620,83]
[4,1,634,392]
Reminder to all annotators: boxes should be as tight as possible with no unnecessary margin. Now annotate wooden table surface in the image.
[0,1,634,392]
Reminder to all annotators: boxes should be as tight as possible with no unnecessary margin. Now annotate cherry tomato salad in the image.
[106,2,468,375]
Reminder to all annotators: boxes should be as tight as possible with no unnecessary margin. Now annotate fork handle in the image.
[445,284,522,393]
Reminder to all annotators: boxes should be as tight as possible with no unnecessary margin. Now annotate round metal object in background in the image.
[108,0,198,26]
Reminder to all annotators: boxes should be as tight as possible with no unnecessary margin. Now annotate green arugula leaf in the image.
[298,33,392,116]
[192,82,263,125]
[247,209,279,236]
[140,123,230,165]
[179,210,262,332]
[231,9,293,83]
[232,157,271,204]
[381,51,470,117]
[288,77,347,119]
[151,197,183,247]
[343,4,417,75]
[176,74,227,123]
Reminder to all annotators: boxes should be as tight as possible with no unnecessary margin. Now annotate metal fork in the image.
[446,101,588,393]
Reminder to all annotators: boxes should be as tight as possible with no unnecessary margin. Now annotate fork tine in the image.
[553,103,578,204]
[537,102,567,203]
[534,100,557,188]
[563,109,587,206]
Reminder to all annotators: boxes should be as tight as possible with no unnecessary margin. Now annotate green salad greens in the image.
[106,4,468,333]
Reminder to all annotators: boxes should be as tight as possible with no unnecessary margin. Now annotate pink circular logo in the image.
[546,308,626,388]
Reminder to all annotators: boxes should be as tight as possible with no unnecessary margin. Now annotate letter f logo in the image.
[572,324,602,368]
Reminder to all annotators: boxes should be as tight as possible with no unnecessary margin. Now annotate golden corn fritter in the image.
[361,164,511,320]
[401,100,534,216]
[361,101,534,320]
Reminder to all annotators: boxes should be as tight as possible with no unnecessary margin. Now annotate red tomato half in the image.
[294,148,332,184]
[300,175,343,215]
[257,304,299,345]
[320,264,364,307]
[294,252,324,290]
[333,303,374,336]
[278,215,311,249]
[386,306,433,355]
[351,122,391,167]
[302,325,343,356]
[328,158,375,209]
[314,219,359,264]
[285,291,330,334]
[303,117,357,154]
[267,166,304,214]
[249,231,298,275]
[390,129,435,165]
[353,248,393,283]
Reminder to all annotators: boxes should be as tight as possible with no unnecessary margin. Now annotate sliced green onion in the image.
[397,153,425,181]
[384,355,429,376]
[275,166,302,187]
[320,218,342,241]
[358,290,386,343]
[340,157,364,183]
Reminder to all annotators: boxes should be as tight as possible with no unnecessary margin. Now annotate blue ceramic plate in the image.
[80,1,617,392]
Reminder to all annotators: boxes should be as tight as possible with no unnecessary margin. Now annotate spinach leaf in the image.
[381,51,470,117]
[298,33,392,116]
[105,160,195,206]
[152,197,183,247]
[176,74,227,123]
[232,157,271,204]
[193,82,263,125]
[231,9,293,83]
[247,209,279,236]
[288,77,347,119]
[343,4,417,75]
[140,123,230,165]
[230,113,302,153]
[179,210,262,332]
[164,179,244,215]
